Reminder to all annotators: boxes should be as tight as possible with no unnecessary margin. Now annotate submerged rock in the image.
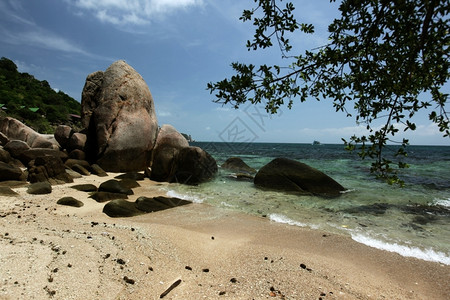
[254,158,345,197]
[221,157,256,174]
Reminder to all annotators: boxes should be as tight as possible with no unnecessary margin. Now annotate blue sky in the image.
[0,0,448,145]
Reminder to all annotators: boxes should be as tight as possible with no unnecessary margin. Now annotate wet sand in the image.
[0,174,448,299]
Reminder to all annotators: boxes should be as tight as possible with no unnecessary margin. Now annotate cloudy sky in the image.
[0,0,448,145]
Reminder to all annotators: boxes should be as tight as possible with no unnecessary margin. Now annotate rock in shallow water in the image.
[254,157,345,197]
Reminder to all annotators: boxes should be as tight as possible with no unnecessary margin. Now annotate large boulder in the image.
[254,158,346,197]
[171,146,218,185]
[81,60,158,172]
[0,117,59,149]
[151,124,189,182]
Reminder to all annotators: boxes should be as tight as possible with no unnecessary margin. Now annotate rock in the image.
[4,140,30,158]
[119,178,140,189]
[91,164,108,177]
[171,146,218,184]
[27,181,52,194]
[17,148,68,166]
[0,161,24,181]
[0,147,13,163]
[221,157,256,174]
[254,158,346,197]
[0,186,19,196]
[81,60,158,172]
[0,132,9,146]
[71,184,97,192]
[151,124,189,182]
[57,197,84,207]
[54,125,73,150]
[230,173,254,181]
[69,132,87,151]
[102,199,144,217]
[68,149,86,160]
[98,179,133,195]
[114,172,146,181]
[0,116,59,149]
[66,169,83,179]
[135,196,191,213]
[65,159,91,171]
[89,191,128,203]
[71,164,90,176]
[28,156,73,184]
[0,181,28,188]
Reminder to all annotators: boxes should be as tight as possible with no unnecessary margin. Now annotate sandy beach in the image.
[0,173,448,300]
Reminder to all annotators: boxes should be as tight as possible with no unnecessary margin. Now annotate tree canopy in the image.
[207,0,449,185]
[0,57,81,133]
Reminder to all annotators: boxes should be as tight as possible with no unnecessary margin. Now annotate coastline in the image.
[0,174,449,299]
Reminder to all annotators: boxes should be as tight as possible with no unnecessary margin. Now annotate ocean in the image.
[158,142,450,265]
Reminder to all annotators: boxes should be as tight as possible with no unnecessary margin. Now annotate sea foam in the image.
[166,190,204,203]
[268,213,319,229]
[433,197,450,208]
[351,233,450,265]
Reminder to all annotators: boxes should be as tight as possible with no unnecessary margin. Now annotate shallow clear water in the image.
[159,142,450,264]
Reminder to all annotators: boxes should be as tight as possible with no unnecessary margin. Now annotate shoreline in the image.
[0,174,449,299]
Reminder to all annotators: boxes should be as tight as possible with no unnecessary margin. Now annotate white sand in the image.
[0,174,448,299]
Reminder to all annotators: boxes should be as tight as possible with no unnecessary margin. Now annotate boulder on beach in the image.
[0,186,19,196]
[171,146,218,185]
[114,172,146,181]
[99,179,133,195]
[81,60,158,172]
[0,161,25,181]
[27,155,73,184]
[27,181,52,194]
[254,158,346,197]
[17,148,68,166]
[71,183,98,192]
[57,196,84,207]
[0,116,59,149]
[54,125,73,150]
[89,191,128,203]
[102,199,144,217]
[151,124,189,182]
[102,196,192,217]
[135,196,191,213]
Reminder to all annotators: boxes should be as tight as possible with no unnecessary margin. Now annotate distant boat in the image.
[313,140,321,145]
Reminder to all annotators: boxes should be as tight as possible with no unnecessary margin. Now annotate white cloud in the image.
[69,0,204,25]
[158,111,172,117]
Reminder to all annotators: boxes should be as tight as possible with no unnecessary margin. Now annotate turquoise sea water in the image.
[159,142,450,265]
